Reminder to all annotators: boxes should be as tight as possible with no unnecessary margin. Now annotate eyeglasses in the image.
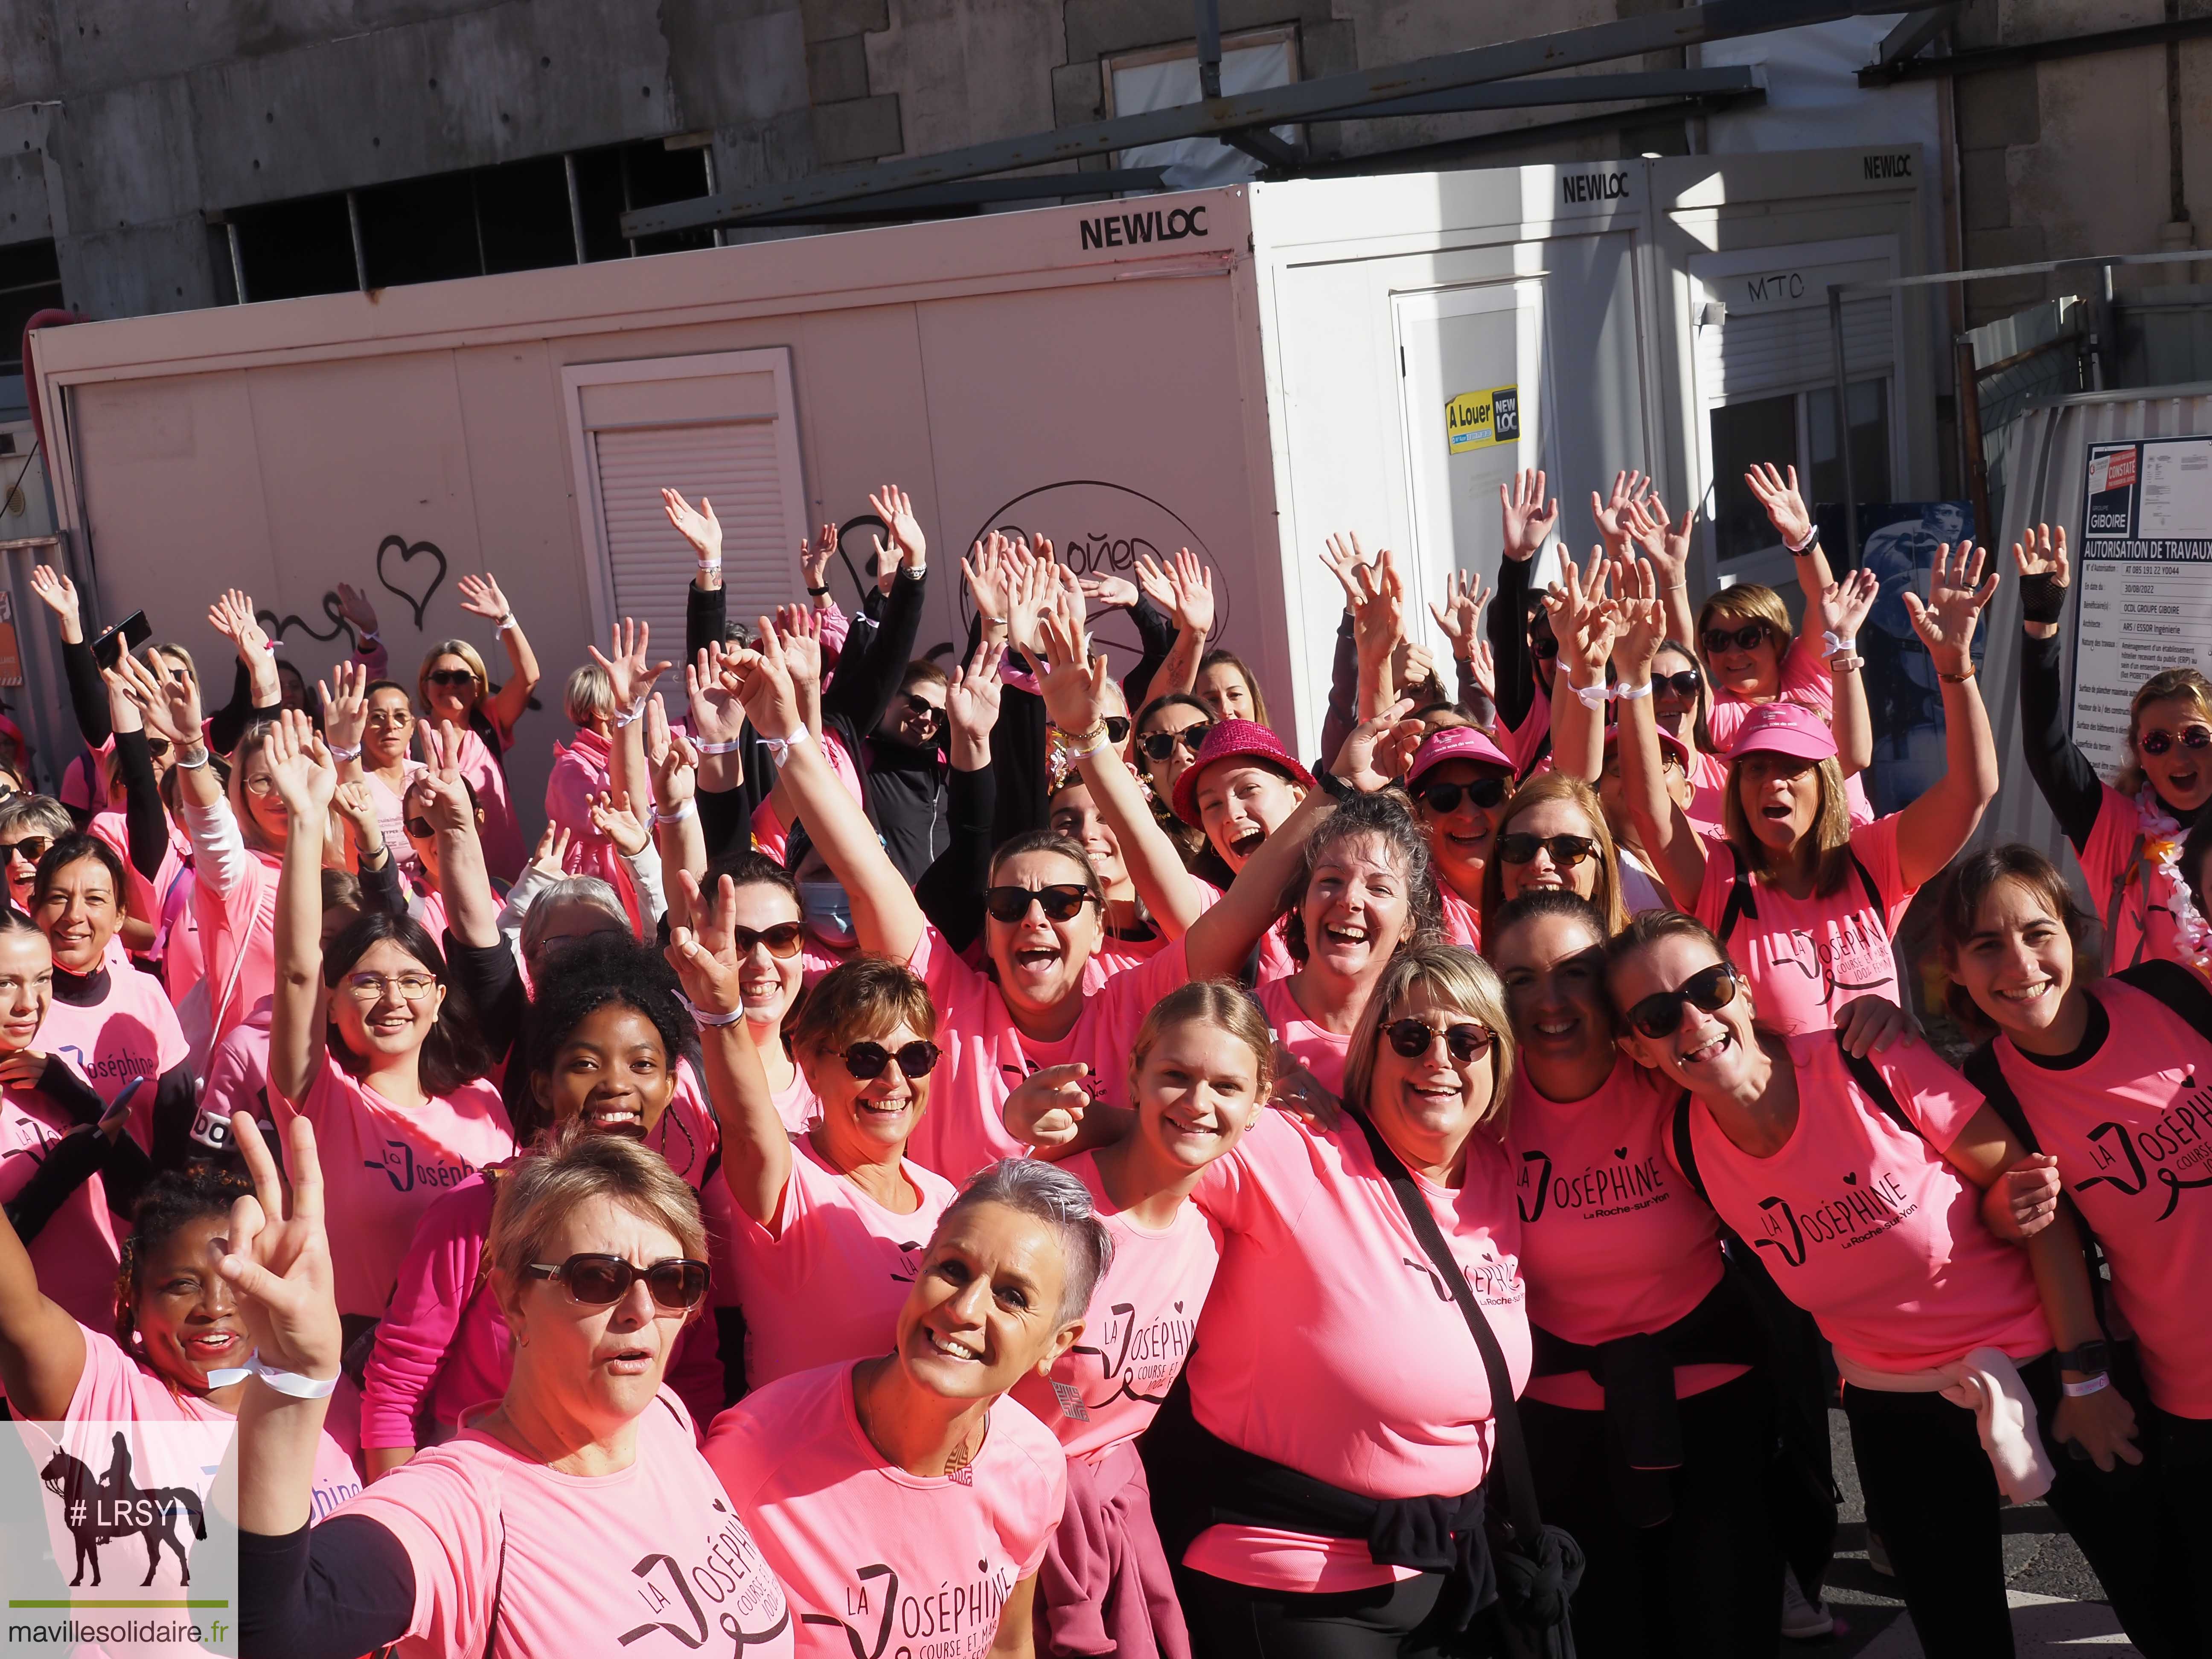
[428,667,477,688]
[902,694,946,728]
[145,736,172,759]
[1381,1017,1495,1064]
[1496,832,1598,868]
[1416,777,1508,815]
[733,922,805,958]
[983,883,1096,923]
[1622,963,1740,1040]
[1702,623,1769,656]
[1141,724,1211,762]
[524,1253,710,1310]
[2138,725,2212,757]
[242,774,279,797]
[1529,633,1560,661]
[1653,669,1703,698]
[366,710,413,729]
[342,971,439,1002]
[842,1039,942,1081]
[0,835,52,866]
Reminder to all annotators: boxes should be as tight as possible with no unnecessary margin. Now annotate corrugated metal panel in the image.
[1695,295,1892,402]
[1978,384,2212,901]
[590,421,797,713]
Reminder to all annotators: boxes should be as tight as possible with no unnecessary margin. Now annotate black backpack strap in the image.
[1717,842,1757,943]
[1961,1041,2039,1154]
[1669,1089,1706,1202]
[1343,1105,1546,1544]
[1848,850,1885,918]
[2117,958,2212,1045]
[1836,1039,1923,1143]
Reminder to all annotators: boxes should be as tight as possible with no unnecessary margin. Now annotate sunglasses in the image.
[1702,623,1770,656]
[524,1253,710,1310]
[0,835,52,866]
[1496,832,1597,868]
[405,815,433,840]
[733,922,805,958]
[902,693,946,727]
[984,883,1096,923]
[1653,669,1703,698]
[842,1039,942,1081]
[1381,1017,1495,1064]
[1141,724,1211,762]
[2138,725,2212,757]
[428,667,477,688]
[1416,777,1508,815]
[1622,963,1740,1040]
[145,736,172,759]
[1529,633,1560,661]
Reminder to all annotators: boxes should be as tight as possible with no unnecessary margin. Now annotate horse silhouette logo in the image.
[39,1431,207,1586]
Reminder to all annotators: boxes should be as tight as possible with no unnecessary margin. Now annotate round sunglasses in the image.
[1622,963,1740,1040]
[1381,1016,1494,1064]
[1701,623,1770,656]
[1496,832,1597,867]
[1415,777,1508,815]
[841,1039,942,1081]
[984,883,1097,923]
[2138,725,2212,757]
[1141,723,1211,762]
[524,1253,710,1310]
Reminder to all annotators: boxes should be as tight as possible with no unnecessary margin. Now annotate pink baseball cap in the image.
[1604,720,1692,771]
[1405,725,1515,791]
[1726,700,1837,763]
[1172,718,1316,827]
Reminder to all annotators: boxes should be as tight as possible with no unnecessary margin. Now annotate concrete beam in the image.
[1295,64,1761,121]
[623,0,1906,236]
[1858,15,2212,86]
[732,168,1168,225]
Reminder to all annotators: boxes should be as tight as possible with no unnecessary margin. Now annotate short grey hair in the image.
[565,663,614,727]
[519,875,630,971]
[940,1158,1114,1326]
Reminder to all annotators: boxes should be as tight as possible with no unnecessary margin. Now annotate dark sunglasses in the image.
[1416,777,1508,815]
[2138,725,2212,757]
[1141,723,1211,762]
[1622,963,1740,1041]
[524,1253,710,1310]
[1529,632,1560,661]
[733,922,805,958]
[1101,716,1132,745]
[842,1039,942,1081]
[1382,1017,1495,1063]
[1702,623,1770,656]
[428,667,477,687]
[902,693,946,726]
[1496,832,1597,868]
[0,835,52,866]
[145,736,172,758]
[1653,669,1703,698]
[405,815,433,840]
[984,883,1096,923]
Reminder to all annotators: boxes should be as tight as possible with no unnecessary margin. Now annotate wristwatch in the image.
[2056,1340,2111,1376]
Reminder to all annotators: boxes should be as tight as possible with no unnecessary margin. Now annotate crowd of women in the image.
[0,460,2206,1659]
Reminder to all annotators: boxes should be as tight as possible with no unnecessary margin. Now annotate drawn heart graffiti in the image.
[257,591,353,647]
[378,536,448,630]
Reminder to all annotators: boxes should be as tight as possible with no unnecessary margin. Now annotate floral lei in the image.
[2137,792,2212,971]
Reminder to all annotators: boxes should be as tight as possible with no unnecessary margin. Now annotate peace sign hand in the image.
[216,1114,343,1381]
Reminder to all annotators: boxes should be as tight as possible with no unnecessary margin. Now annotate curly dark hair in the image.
[114,1166,251,1352]
[323,910,493,1096]
[516,931,698,1145]
[1281,790,1444,965]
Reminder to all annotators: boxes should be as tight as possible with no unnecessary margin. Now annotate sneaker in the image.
[1866,1530,1894,1578]
[1781,1566,1836,1641]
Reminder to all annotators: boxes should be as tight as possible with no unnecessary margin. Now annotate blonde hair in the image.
[1127,979,1275,1100]
[1478,773,1627,937]
[1696,584,1794,672]
[487,1123,707,1320]
[564,663,614,728]
[1722,751,1856,896]
[228,722,284,856]
[2116,668,2212,798]
[1342,943,1515,1132]
[418,639,493,715]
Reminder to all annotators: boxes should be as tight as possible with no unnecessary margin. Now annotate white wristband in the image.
[329,742,362,762]
[1822,631,1856,656]
[247,1354,340,1399]
[1572,680,1612,712]
[1787,527,1820,556]
[496,613,518,634]
[176,745,211,771]
[1614,679,1654,702]
[674,990,747,1028]
[693,736,744,756]
[2061,1371,2111,1398]
[653,800,697,826]
[612,696,650,730]
[762,725,810,763]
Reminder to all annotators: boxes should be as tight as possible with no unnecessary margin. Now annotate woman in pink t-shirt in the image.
[232,1114,792,1656]
[413,572,544,886]
[1615,552,1998,1036]
[1491,890,1776,1654]
[1603,908,2141,1656]
[1934,845,2212,1656]
[706,1157,1109,1659]
[1477,772,1628,941]
[1403,726,1516,952]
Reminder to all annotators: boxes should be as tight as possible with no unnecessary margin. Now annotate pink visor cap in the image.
[1604,721,1692,771]
[1726,700,1837,764]
[1405,726,1515,791]
[1172,719,1317,827]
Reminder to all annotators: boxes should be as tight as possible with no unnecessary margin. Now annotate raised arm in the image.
[1427,568,1492,709]
[454,573,539,740]
[1154,549,1214,701]
[820,485,928,733]
[1896,541,2001,890]
[1814,568,1880,777]
[264,710,337,1106]
[914,642,1002,948]
[119,648,221,816]
[1489,470,1559,733]
[645,696,706,934]
[2011,527,2104,849]
[0,1123,91,1420]
[1545,549,1617,784]
[1621,493,1699,650]
[1589,469,1652,564]
[588,617,671,838]
[1744,463,1836,594]
[1613,565,1707,905]
[29,564,112,749]
[207,588,284,742]
[419,720,499,948]
[100,661,169,885]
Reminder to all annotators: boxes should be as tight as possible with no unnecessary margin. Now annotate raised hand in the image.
[528,821,575,881]
[1816,568,1881,646]
[1622,492,1697,592]
[869,484,926,572]
[589,791,651,857]
[1744,462,1814,550]
[215,1115,342,1383]
[945,637,1005,753]
[1346,545,1407,676]
[413,720,477,834]
[1131,550,1175,613]
[455,573,510,623]
[800,523,837,592]
[645,695,698,814]
[1076,570,1140,612]
[1591,470,1653,557]
[2013,523,2069,632]
[333,779,382,856]
[209,588,274,665]
[1319,531,1376,610]
[1547,548,1617,678]
[686,646,749,748]
[661,488,722,566]
[1500,469,1560,563]
[1167,548,1215,637]
[1036,606,1111,738]
[589,617,673,711]
[1004,541,1059,664]
[664,873,744,1017]
[1333,696,1418,794]
[728,620,804,740]
[27,565,81,641]
[1004,1064,1094,1150]
[262,708,336,818]
[772,603,824,695]
[1427,568,1490,662]
[319,660,370,756]
[1902,541,1999,675]
[1608,556,1668,678]
[118,646,206,748]
[334,582,380,640]
[1462,637,1497,702]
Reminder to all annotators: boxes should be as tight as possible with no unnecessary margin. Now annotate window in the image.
[1108,27,1298,190]
[1708,379,1891,563]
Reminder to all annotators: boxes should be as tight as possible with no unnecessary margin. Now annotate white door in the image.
[1395,281,1550,626]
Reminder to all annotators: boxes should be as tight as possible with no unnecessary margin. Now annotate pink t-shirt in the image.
[90,809,192,963]
[1012,1150,1220,1463]
[1440,887,1481,951]
[1184,1108,1529,1593]
[1255,974,1353,1098]
[58,1322,362,1524]
[1707,651,1874,825]
[189,845,282,1054]
[450,723,526,886]
[200,996,275,1144]
[1502,684,1553,775]
[750,730,866,865]
[706,1361,1066,1659]
[1685,751,1729,839]
[346,1391,792,1658]
[1692,813,1914,1036]
[903,927,1193,1182]
[36,968,190,1139]
[271,1051,515,1318]
[1083,928,1169,992]
[1190,879,1298,982]
[1990,978,2212,1417]
[1679,1035,2050,1373]
[728,1137,958,1390]
[2079,784,2193,972]
[0,1075,124,1330]
[362,762,430,882]
[1506,1059,1740,1410]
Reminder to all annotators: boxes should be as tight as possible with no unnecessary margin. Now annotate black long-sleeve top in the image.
[240,1519,416,1659]
[911,760,999,953]
[1487,554,1541,739]
[2018,627,2114,850]
[47,966,200,1175]
[1120,596,1177,714]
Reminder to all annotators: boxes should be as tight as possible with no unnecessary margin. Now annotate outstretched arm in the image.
[1614,566,1707,906]
[2011,527,2104,848]
[1545,549,1616,785]
[1896,542,2000,890]
[0,1129,90,1420]
[1815,569,1880,778]
[265,711,337,1107]
[1745,462,1836,593]
[455,574,540,741]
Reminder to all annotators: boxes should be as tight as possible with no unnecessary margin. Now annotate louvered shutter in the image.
[1695,294,1895,403]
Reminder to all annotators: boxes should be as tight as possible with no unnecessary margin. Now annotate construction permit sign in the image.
[1445,385,1519,456]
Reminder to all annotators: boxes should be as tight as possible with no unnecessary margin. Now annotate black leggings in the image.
[1843,1350,2194,1659]
[1174,1568,1453,1659]
[1522,1370,1780,1658]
